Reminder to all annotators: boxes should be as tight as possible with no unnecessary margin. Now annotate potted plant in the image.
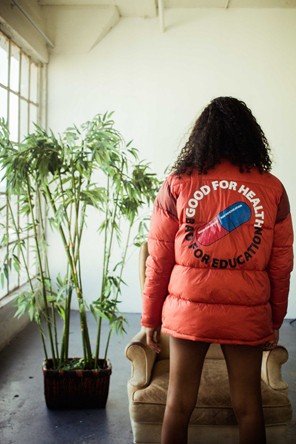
[0,113,160,409]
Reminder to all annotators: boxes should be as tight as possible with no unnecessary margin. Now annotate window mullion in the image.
[17,51,22,288]
[6,39,11,293]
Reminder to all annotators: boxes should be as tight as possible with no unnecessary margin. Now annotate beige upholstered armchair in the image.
[125,242,293,444]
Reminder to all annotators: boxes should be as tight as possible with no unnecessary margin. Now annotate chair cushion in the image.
[131,359,292,425]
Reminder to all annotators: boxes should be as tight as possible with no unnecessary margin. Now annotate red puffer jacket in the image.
[141,160,294,345]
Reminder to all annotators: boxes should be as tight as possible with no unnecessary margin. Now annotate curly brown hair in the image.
[171,96,272,176]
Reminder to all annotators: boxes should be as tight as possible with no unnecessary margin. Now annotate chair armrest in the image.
[125,327,157,390]
[261,345,289,393]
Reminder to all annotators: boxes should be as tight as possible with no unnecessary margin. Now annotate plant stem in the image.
[73,176,91,303]
[73,173,83,294]
[95,159,124,368]
[37,190,59,363]
[104,222,132,360]
[60,275,72,363]
[75,184,89,262]
[36,317,49,363]
[58,174,73,363]
[65,200,74,360]
[65,287,72,359]
[42,179,92,368]
[60,260,72,363]
[27,179,56,368]
[51,304,59,362]
[72,172,92,367]
[95,175,110,368]
[58,172,91,364]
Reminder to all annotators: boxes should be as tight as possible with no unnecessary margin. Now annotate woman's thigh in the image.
[220,343,264,417]
[167,336,211,413]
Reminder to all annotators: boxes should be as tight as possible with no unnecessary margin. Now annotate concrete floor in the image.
[0,313,295,444]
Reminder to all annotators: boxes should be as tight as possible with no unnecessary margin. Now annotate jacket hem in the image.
[272,323,283,329]
[161,327,274,346]
[141,322,161,329]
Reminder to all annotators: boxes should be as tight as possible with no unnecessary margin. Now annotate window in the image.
[0,30,41,299]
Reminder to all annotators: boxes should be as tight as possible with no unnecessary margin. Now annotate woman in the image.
[141,97,293,444]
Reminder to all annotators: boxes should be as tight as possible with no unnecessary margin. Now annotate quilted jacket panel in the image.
[141,160,293,345]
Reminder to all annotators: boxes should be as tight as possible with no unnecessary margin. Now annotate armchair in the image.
[125,242,293,444]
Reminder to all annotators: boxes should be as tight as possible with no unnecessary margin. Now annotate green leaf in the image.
[113,261,122,272]
[56,304,65,320]
[96,309,109,321]
[13,261,20,274]
[90,304,97,322]
[3,264,8,280]
[29,305,34,321]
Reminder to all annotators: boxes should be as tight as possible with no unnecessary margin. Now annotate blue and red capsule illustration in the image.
[196,202,251,246]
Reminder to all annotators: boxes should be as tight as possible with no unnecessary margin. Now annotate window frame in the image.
[0,29,46,301]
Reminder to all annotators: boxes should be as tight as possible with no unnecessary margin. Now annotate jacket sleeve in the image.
[141,178,179,328]
[267,186,294,330]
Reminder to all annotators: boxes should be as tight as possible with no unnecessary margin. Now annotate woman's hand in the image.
[146,327,161,353]
[263,329,279,351]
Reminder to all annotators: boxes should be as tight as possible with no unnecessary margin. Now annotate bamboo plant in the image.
[0,113,160,370]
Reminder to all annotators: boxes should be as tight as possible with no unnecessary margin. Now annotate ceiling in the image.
[38,0,296,18]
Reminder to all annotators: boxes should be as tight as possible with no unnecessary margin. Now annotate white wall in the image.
[47,8,296,318]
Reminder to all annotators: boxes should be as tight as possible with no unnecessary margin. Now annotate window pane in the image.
[0,34,42,301]
[0,246,8,298]
[0,165,6,192]
[28,236,36,278]
[19,237,29,285]
[9,92,19,142]
[28,208,34,239]
[0,87,8,122]
[0,32,9,86]
[8,258,19,292]
[21,53,29,99]
[29,103,38,133]
[30,62,38,104]
[19,257,28,287]
[10,43,20,93]
[20,98,28,142]
[19,201,28,234]
[8,194,18,244]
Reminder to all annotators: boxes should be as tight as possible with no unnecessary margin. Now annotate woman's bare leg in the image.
[220,343,266,444]
[161,336,211,444]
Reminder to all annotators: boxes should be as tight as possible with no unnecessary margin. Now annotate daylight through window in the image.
[0,30,40,299]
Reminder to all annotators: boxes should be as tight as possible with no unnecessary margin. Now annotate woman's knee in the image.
[220,343,264,419]
[229,380,263,420]
[166,381,197,416]
[166,392,196,418]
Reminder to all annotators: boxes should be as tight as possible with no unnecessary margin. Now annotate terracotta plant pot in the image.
[43,358,112,409]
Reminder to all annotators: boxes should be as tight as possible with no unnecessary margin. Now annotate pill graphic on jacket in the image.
[196,202,251,246]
